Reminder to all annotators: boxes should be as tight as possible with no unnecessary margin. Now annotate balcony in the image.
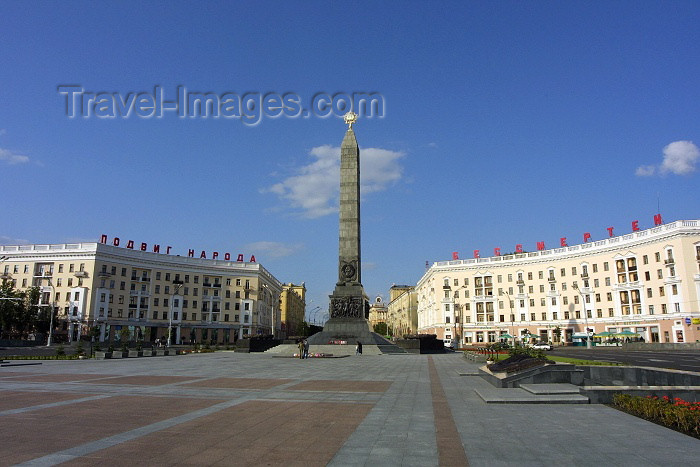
[212,283,222,288]
[548,276,556,282]
[664,259,675,266]
[97,270,112,277]
[203,282,212,287]
[74,271,89,278]
[130,290,150,297]
[0,273,12,280]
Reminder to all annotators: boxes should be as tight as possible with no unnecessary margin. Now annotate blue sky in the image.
[1,1,699,319]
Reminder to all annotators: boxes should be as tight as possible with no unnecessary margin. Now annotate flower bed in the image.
[612,394,700,439]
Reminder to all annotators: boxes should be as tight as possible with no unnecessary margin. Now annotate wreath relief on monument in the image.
[330,296,364,318]
[339,260,358,282]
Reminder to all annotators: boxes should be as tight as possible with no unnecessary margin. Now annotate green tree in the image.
[373,322,388,336]
[0,282,42,340]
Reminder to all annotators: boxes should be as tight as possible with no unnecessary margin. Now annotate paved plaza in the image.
[1,352,699,466]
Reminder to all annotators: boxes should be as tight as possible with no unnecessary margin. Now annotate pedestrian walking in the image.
[356,340,362,355]
[298,339,304,359]
[303,339,309,359]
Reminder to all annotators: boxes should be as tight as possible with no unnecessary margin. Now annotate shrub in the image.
[55,345,65,356]
[613,394,700,439]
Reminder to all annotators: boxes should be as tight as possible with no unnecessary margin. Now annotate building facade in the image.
[387,285,418,337]
[416,220,700,347]
[368,295,387,329]
[0,242,283,344]
[280,283,306,338]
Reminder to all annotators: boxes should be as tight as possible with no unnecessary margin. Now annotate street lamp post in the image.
[573,283,592,349]
[502,290,515,348]
[168,283,183,347]
[44,275,55,347]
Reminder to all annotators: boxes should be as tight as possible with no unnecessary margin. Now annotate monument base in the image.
[306,317,403,351]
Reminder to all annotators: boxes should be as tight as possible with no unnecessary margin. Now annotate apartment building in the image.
[416,220,700,346]
[0,242,283,344]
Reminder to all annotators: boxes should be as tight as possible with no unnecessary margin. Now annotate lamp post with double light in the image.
[572,282,592,349]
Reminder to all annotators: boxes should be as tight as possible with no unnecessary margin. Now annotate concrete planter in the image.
[128,350,143,358]
[95,351,112,359]
[142,349,155,357]
[111,351,130,359]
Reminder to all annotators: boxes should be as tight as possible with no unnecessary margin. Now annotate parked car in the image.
[531,342,553,350]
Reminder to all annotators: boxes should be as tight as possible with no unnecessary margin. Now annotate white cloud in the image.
[635,165,656,177]
[636,140,699,177]
[244,241,304,258]
[263,144,405,218]
[0,148,29,165]
[660,140,699,175]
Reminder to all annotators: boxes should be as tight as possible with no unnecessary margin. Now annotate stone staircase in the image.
[475,383,590,404]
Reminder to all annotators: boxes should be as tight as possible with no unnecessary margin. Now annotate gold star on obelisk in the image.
[343,111,358,129]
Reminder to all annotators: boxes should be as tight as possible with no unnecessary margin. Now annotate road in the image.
[549,346,700,372]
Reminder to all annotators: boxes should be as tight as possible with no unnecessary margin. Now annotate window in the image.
[659,287,665,297]
[445,316,450,323]
[647,288,653,298]
[224,314,229,322]
[603,262,609,271]
[655,252,661,262]
[154,298,159,306]
[572,267,577,275]
[671,284,678,295]
[156,272,161,280]
[593,264,598,273]
[643,255,648,264]
[648,305,654,315]
[560,268,566,277]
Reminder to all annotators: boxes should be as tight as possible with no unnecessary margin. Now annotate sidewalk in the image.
[0,353,697,466]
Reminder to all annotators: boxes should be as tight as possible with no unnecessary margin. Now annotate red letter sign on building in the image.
[452,252,459,260]
[473,250,480,259]
[632,220,640,231]
[583,232,591,243]
[560,238,567,247]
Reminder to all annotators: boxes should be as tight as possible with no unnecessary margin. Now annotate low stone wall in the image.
[480,363,584,388]
[235,338,282,353]
[623,342,700,351]
[581,365,700,387]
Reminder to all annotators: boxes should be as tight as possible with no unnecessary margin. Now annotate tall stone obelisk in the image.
[308,112,375,344]
[333,111,365,311]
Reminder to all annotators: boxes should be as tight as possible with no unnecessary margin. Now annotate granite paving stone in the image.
[1,352,698,467]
